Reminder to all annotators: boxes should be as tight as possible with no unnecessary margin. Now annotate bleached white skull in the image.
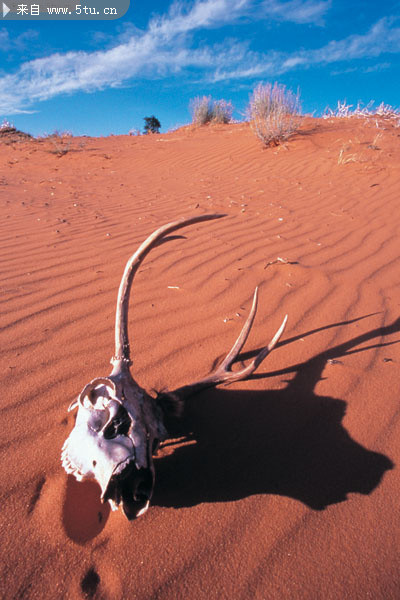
[62,375,164,518]
[62,215,287,519]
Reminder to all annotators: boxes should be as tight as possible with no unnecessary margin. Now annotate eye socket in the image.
[103,406,131,440]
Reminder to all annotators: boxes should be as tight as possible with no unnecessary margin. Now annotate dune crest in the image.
[1,117,399,599]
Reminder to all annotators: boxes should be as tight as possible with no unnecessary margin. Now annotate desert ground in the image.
[1,116,399,599]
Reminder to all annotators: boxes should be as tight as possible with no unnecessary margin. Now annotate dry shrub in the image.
[323,100,400,127]
[190,96,213,125]
[190,96,233,125]
[323,100,400,119]
[211,99,233,123]
[248,82,302,146]
[0,118,32,143]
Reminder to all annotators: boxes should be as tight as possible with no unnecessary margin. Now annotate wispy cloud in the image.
[0,28,39,55]
[362,61,391,73]
[0,1,398,114]
[212,16,400,80]
[299,16,400,64]
[151,0,331,31]
[260,0,330,25]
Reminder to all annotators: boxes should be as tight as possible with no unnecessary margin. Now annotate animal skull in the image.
[61,215,287,519]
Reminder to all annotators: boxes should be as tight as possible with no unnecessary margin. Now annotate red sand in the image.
[1,118,399,599]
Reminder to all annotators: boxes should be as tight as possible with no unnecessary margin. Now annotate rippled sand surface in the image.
[1,118,399,599]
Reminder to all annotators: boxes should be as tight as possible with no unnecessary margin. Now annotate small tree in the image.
[143,116,161,134]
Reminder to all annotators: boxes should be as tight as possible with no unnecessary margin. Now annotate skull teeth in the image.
[136,501,150,517]
[108,499,119,511]
[61,446,84,480]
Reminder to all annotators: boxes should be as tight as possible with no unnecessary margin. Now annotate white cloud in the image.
[0,2,398,114]
[362,62,391,73]
[0,28,39,54]
[274,16,400,75]
[308,17,400,63]
[213,17,400,81]
[260,0,330,25]
[152,0,330,33]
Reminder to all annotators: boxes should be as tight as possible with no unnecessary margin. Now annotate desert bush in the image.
[1,118,14,129]
[190,96,213,125]
[0,119,32,143]
[247,82,302,146]
[43,130,73,139]
[211,99,233,123]
[323,100,400,125]
[190,96,233,125]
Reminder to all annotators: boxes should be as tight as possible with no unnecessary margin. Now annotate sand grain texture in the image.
[1,119,399,599]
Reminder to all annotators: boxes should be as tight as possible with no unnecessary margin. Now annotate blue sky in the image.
[1,0,400,136]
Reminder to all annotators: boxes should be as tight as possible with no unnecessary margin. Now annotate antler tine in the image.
[168,289,287,401]
[112,213,226,372]
[220,286,259,370]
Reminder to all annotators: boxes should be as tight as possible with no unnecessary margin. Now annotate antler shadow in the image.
[153,315,398,510]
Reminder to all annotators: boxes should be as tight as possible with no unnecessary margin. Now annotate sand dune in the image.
[1,117,399,599]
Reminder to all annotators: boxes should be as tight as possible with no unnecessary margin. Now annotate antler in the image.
[112,214,226,372]
[166,287,287,403]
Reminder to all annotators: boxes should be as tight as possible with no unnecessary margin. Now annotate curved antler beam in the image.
[112,214,226,371]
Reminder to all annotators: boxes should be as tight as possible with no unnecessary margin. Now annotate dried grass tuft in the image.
[190,96,233,126]
[247,82,302,146]
[323,101,400,127]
